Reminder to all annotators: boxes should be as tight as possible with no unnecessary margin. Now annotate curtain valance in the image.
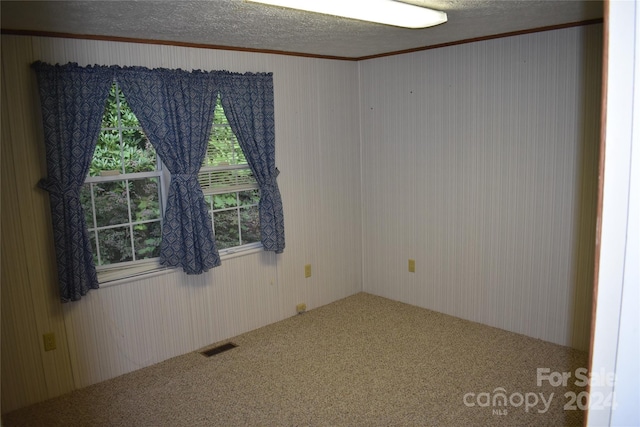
[32,61,274,86]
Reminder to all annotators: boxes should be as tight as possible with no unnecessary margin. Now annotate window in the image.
[80,83,165,277]
[80,86,260,282]
[199,96,261,254]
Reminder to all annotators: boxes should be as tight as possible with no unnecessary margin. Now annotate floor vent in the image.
[200,342,237,357]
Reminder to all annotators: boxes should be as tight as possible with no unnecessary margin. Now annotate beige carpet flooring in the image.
[3,292,588,426]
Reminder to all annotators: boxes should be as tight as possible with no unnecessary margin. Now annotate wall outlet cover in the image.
[43,333,56,351]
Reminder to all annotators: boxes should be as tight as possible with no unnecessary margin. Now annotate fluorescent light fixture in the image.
[246,0,447,29]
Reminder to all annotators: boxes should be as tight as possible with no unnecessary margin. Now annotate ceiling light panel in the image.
[246,0,448,29]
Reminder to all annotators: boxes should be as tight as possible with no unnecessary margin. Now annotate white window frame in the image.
[199,97,262,256]
[83,81,169,283]
[202,171,262,256]
[84,171,170,283]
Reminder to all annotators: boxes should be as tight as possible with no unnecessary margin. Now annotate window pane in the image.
[123,130,156,173]
[101,84,140,128]
[134,221,162,260]
[213,193,238,210]
[130,178,161,222]
[213,98,228,125]
[89,82,166,274]
[236,145,247,164]
[214,210,239,249]
[94,181,130,227]
[200,95,261,253]
[96,84,153,176]
[97,226,133,265]
[240,205,260,245]
[239,189,260,206]
[208,128,236,165]
[207,127,244,165]
[208,95,244,167]
[92,129,122,176]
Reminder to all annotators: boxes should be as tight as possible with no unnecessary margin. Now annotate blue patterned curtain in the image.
[116,68,221,274]
[218,73,285,253]
[32,62,113,302]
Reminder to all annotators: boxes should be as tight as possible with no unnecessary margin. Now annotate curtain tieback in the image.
[38,178,80,198]
[262,171,280,193]
[171,173,198,184]
[171,174,202,191]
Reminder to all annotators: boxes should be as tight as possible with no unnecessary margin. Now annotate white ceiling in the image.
[1,0,604,59]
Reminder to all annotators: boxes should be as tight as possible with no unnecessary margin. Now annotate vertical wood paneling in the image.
[1,65,50,410]
[1,36,362,411]
[1,36,75,411]
[359,25,602,349]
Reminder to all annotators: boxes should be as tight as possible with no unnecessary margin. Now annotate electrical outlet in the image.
[304,264,312,278]
[408,259,415,273]
[43,332,56,351]
[296,303,307,314]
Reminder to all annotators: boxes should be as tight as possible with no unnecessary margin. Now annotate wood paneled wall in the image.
[359,24,602,350]
[1,36,362,412]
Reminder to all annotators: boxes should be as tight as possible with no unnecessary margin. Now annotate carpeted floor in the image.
[3,293,588,426]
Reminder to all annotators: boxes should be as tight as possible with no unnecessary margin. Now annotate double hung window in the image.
[199,96,261,254]
[80,83,165,277]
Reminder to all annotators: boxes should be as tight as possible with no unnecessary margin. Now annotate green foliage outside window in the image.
[91,85,157,176]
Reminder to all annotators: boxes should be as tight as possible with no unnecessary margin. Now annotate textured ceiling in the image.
[1,0,604,59]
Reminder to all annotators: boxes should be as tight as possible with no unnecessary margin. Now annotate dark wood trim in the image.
[2,18,603,62]
[355,18,604,60]
[0,29,359,62]
[585,3,608,427]
[590,3,608,376]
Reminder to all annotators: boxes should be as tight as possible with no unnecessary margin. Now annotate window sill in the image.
[218,243,264,260]
[98,265,177,289]
[98,244,265,289]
